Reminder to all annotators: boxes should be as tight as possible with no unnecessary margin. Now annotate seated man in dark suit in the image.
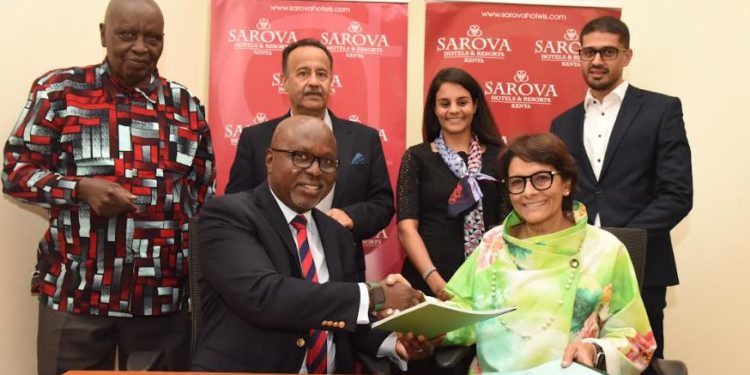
[193,115,429,373]
[226,38,394,280]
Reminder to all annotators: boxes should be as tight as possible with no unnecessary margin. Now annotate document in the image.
[371,296,516,338]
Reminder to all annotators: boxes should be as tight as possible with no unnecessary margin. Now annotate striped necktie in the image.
[290,214,328,374]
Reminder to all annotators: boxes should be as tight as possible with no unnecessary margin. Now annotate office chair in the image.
[434,227,688,375]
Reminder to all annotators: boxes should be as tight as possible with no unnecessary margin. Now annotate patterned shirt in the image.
[2,62,215,317]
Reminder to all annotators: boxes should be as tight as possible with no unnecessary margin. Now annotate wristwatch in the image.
[367,282,385,313]
[591,342,606,371]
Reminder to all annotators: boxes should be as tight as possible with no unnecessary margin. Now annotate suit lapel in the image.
[255,182,300,269]
[600,85,643,179]
[568,105,598,184]
[312,210,344,281]
[330,112,353,207]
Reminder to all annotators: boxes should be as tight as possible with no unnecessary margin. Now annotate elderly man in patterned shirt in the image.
[1,0,214,373]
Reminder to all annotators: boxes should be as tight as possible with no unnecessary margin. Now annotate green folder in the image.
[371,296,516,338]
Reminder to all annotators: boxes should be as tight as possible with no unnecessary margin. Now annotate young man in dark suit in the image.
[193,116,430,372]
[551,16,693,365]
[226,38,394,281]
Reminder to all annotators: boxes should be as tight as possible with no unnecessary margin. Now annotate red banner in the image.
[425,1,620,137]
[209,0,408,279]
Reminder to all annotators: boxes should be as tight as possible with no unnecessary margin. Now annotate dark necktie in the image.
[290,214,328,374]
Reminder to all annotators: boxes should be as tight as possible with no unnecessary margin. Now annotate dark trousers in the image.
[37,303,189,375]
[641,286,667,375]
[642,286,667,359]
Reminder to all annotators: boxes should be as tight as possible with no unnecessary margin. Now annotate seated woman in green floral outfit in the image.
[443,133,655,374]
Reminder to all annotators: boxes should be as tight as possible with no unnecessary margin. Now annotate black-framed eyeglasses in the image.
[578,46,628,61]
[270,148,339,173]
[503,171,558,194]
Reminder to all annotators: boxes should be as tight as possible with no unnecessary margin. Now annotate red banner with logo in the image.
[425,1,620,137]
[209,0,408,279]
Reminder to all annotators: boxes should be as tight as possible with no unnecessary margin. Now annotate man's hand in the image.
[77,178,138,217]
[561,341,595,368]
[378,274,424,311]
[326,208,353,229]
[395,332,443,361]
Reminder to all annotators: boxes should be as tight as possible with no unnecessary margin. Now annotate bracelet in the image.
[422,266,438,281]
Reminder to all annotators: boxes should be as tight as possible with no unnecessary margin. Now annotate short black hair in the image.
[281,38,333,75]
[580,16,630,48]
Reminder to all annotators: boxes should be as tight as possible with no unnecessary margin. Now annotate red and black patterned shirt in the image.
[2,62,215,316]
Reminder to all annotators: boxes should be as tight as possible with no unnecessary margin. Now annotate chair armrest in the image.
[652,358,688,375]
[356,352,392,375]
[435,345,474,369]
[125,350,163,371]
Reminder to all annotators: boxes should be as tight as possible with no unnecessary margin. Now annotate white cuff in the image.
[356,283,370,324]
[377,332,407,371]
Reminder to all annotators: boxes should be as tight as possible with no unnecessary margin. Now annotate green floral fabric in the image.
[444,203,655,375]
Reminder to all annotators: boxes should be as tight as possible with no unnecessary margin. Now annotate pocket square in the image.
[350,152,366,165]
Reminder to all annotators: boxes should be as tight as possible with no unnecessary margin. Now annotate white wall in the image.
[1,1,747,374]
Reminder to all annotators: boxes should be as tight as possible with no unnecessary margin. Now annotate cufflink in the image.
[296,338,306,348]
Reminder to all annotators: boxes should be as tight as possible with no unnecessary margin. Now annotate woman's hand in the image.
[425,272,449,301]
[561,341,596,368]
[395,332,445,361]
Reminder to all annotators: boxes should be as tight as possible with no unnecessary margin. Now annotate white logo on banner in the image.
[320,21,390,59]
[378,129,389,143]
[534,29,581,68]
[227,18,298,53]
[467,24,483,37]
[484,70,559,109]
[348,114,360,122]
[363,229,389,247]
[224,123,251,145]
[436,24,511,63]
[253,112,268,124]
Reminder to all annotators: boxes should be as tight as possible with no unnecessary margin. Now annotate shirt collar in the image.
[269,187,313,225]
[584,80,629,110]
[100,61,160,103]
[289,108,333,129]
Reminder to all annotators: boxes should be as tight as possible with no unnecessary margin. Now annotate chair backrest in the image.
[188,217,203,363]
[601,227,647,289]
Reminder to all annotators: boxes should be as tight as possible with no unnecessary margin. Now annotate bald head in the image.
[267,116,338,213]
[100,0,164,89]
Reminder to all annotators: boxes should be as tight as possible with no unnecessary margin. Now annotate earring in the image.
[564,191,570,196]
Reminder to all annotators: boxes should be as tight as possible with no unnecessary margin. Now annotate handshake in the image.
[366,274,442,361]
[366,274,425,314]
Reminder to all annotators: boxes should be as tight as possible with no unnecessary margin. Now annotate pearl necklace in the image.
[492,257,580,341]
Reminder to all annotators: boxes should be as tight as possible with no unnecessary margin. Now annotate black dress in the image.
[397,142,506,295]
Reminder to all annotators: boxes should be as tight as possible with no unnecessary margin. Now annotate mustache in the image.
[303,89,323,96]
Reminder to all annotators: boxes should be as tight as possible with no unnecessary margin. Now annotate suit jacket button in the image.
[338,321,346,329]
[296,338,306,348]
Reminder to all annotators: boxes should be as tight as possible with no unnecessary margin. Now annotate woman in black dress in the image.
[397,67,507,300]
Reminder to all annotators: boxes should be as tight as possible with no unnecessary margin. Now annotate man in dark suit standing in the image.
[551,17,692,363]
[226,38,394,280]
[193,116,429,373]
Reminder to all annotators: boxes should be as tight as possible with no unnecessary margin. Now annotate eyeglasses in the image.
[578,46,628,61]
[503,171,558,194]
[270,148,339,173]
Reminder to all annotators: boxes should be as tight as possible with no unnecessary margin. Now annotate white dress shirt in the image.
[583,81,629,226]
[270,190,402,373]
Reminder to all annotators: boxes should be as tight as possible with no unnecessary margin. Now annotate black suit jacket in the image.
[551,85,692,287]
[226,111,395,276]
[192,182,387,373]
